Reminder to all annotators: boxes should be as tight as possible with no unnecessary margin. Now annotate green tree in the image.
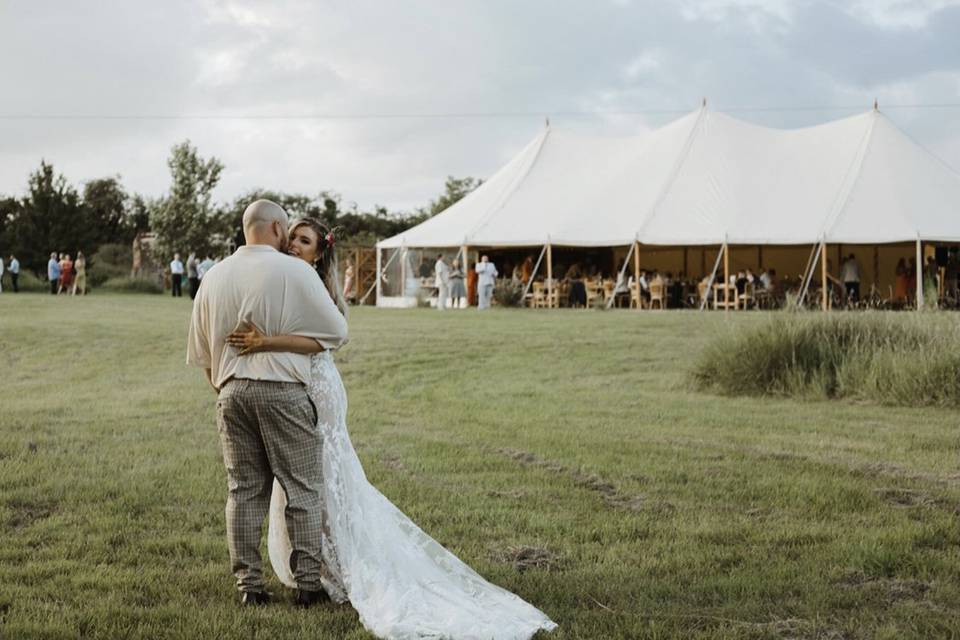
[83,176,135,245]
[422,176,482,217]
[8,162,92,272]
[149,141,225,259]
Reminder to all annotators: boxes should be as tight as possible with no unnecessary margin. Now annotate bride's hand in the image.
[226,324,267,355]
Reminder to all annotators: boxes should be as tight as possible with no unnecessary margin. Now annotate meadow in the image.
[1,294,958,639]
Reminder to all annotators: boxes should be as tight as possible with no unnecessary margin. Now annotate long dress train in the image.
[267,352,557,640]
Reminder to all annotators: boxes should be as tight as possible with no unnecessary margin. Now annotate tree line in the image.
[0,140,481,273]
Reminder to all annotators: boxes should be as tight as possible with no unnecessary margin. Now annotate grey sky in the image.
[2,0,959,212]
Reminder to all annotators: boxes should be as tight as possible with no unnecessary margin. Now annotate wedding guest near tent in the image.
[466,262,478,307]
[944,253,959,303]
[521,255,534,285]
[894,258,910,303]
[7,255,19,293]
[475,255,498,309]
[841,253,861,303]
[73,252,87,295]
[198,254,215,280]
[187,252,200,299]
[170,253,184,297]
[434,254,450,310]
[448,259,466,309]
[47,252,60,295]
[58,254,74,295]
[565,263,586,308]
[907,257,917,300]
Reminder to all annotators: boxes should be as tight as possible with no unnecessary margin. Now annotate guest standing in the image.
[894,258,910,303]
[198,254,215,280]
[434,254,450,310]
[475,255,498,309]
[448,259,466,308]
[73,252,87,295]
[59,254,74,295]
[0,256,4,293]
[47,253,61,295]
[187,252,200,299]
[8,255,19,293]
[466,262,478,307]
[343,263,355,304]
[170,253,184,297]
[841,253,861,303]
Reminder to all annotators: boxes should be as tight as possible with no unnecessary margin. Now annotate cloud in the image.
[1,0,959,211]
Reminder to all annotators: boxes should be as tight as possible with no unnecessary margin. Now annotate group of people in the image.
[0,255,20,293]
[168,252,217,299]
[45,252,87,296]
[429,254,499,309]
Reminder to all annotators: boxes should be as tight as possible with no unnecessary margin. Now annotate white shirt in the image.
[760,272,772,289]
[841,258,860,283]
[8,259,18,274]
[170,259,184,275]
[0,258,4,276]
[434,259,450,288]
[475,262,498,286]
[186,245,348,389]
[198,258,215,279]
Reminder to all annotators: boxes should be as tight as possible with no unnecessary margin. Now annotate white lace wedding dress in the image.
[267,352,557,640]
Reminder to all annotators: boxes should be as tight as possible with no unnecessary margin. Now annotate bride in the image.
[226,217,557,640]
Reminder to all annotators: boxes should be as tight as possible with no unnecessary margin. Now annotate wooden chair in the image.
[712,283,737,310]
[530,281,546,308]
[697,280,709,308]
[630,282,644,309]
[649,281,666,309]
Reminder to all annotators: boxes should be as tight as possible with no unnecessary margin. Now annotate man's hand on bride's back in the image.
[226,324,267,356]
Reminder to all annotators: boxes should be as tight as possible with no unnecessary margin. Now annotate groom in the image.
[187,200,348,606]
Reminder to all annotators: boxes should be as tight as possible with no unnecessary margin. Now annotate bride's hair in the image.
[289,217,348,317]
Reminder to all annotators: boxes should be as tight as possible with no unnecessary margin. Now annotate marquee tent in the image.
[374,105,960,307]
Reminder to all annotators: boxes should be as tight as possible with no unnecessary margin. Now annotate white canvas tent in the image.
[375,105,960,307]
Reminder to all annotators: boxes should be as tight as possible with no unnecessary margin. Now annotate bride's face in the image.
[288,225,321,265]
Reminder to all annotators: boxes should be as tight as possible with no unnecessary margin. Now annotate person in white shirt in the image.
[0,256,4,293]
[434,254,450,310]
[170,253,185,297]
[7,255,19,293]
[474,255,498,309]
[187,200,347,605]
[198,254,215,280]
[841,253,861,303]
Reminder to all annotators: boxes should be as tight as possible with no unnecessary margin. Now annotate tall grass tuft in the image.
[99,276,164,294]
[691,312,960,407]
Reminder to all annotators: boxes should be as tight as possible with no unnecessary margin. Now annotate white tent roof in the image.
[379,107,960,249]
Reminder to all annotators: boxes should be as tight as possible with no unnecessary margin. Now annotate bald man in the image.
[187,199,348,606]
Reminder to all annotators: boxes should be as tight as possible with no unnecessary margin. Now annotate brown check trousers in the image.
[216,379,324,593]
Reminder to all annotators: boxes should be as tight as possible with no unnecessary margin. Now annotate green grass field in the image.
[1,294,958,639]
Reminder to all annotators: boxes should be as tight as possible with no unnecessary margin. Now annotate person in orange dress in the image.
[466,261,478,307]
[58,254,74,294]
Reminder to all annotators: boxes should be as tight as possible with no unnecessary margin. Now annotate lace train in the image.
[267,352,557,640]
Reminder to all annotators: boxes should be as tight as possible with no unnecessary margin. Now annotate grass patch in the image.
[1,296,959,639]
[99,275,164,294]
[691,311,960,406]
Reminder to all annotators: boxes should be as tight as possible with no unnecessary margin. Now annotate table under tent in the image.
[372,103,960,310]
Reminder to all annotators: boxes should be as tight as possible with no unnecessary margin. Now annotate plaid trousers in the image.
[216,379,324,592]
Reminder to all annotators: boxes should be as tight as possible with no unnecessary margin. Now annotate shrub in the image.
[7,270,48,292]
[88,243,133,287]
[99,276,164,294]
[492,279,525,307]
[691,312,960,407]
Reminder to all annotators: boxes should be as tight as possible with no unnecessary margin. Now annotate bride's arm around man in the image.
[185,199,346,606]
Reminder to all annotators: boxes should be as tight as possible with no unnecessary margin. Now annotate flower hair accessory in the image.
[325,232,335,249]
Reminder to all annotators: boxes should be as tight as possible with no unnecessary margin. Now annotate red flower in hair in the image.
[326,232,335,249]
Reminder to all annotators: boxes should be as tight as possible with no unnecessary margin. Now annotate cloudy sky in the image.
[2,0,959,212]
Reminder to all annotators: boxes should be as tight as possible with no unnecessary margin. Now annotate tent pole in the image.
[723,242,730,312]
[821,241,828,311]
[699,245,725,311]
[798,242,822,306]
[521,244,548,301]
[546,243,554,308]
[361,245,400,305]
[461,244,468,307]
[607,242,636,309]
[374,246,382,304]
[634,241,641,311]
[916,237,924,310]
[400,248,407,298]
